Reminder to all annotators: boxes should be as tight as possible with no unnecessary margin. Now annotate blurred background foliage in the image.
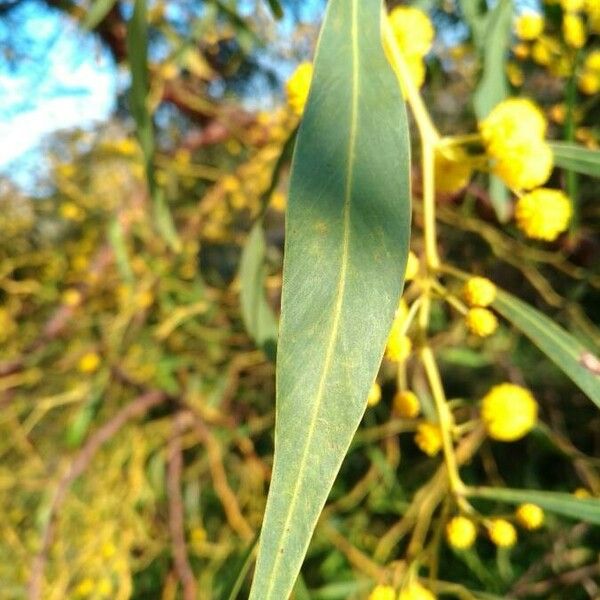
[0,0,599,598]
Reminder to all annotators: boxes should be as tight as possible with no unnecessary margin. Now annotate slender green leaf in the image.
[126,0,180,250]
[239,221,278,362]
[493,290,600,408]
[266,0,284,20]
[468,486,600,524]
[249,0,411,597]
[551,141,600,178]
[107,218,134,283]
[82,0,117,29]
[471,0,512,223]
[217,536,258,600]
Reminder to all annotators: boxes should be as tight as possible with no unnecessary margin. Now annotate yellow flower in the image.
[465,308,498,337]
[97,578,112,596]
[385,320,412,362]
[578,71,600,95]
[492,139,553,191]
[405,251,419,281]
[515,188,572,241]
[514,13,544,40]
[78,351,101,374]
[531,36,560,66]
[446,516,477,549]
[561,0,584,11]
[393,390,421,418]
[515,503,544,530]
[415,422,443,456]
[506,62,524,87]
[481,383,538,441]
[62,288,82,307]
[398,582,437,600]
[435,147,473,194]
[512,42,530,61]
[574,487,591,499]
[74,578,94,597]
[488,518,517,547]
[480,98,547,151]
[101,541,116,558]
[463,277,497,307]
[367,382,382,407]
[286,62,313,115]
[388,7,435,57]
[369,584,396,600]
[60,202,85,221]
[563,13,586,49]
[584,50,600,72]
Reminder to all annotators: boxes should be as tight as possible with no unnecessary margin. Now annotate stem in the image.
[420,346,465,496]
[382,17,440,270]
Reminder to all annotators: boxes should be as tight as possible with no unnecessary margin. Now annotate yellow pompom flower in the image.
[385,334,412,362]
[405,251,419,281]
[578,71,600,95]
[584,50,600,72]
[531,36,559,66]
[512,42,530,61]
[446,516,477,549]
[415,422,443,456]
[574,487,591,499]
[563,13,587,49]
[514,188,572,241]
[480,98,547,151]
[562,0,584,9]
[463,277,497,307]
[74,578,95,597]
[62,288,82,307]
[369,584,396,600]
[367,382,382,407]
[506,62,524,87]
[78,351,101,374]
[514,13,544,40]
[435,147,473,194]
[465,308,498,337]
[388,7,435,57]
[488,519,517,547]
[481,383,538,441]
[285,62,313,115]
[492,139,553,191]
[398,582,437,600]
[393,390,421,418]
[515,503,545,530]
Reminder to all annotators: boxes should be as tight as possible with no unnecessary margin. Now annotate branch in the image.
[27,390,168,600]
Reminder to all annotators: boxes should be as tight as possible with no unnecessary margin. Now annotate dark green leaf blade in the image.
[266,0,284,20]
[249,0,411,597]
[494,289,600,408]
[239,221,278,362]
[551,141,600,178]
[82,0,117,30]
[468,486,600,524]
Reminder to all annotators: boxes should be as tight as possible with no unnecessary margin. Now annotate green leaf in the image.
[82,0,117,29]
[239,221,278,362]
[107,218,134,283]
[471,0,512,223]
[217,536,258,600]
[126,0,180,250]
[265,0,284,20]
[467,486,600,524]
[493,289,600,408]
[249,0,411,597]
[551,141,600,178]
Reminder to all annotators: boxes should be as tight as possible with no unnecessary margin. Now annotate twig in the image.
[167,412,197,600]
[27,390,168,600]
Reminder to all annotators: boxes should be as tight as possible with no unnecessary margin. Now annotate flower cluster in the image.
[480,98,552,192]
[285,62,314,115]
[481,383,538,441]
[386,7,434,93]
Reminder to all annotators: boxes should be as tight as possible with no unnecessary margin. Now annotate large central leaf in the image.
[249,0,411,597]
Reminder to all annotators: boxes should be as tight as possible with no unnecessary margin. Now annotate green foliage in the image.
[249,0,411,595]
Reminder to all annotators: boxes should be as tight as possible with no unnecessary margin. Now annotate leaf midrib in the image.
[263,0,360,594]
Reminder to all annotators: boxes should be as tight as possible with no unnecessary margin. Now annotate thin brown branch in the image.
[167,412,197,600]
[27,390,168,600]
